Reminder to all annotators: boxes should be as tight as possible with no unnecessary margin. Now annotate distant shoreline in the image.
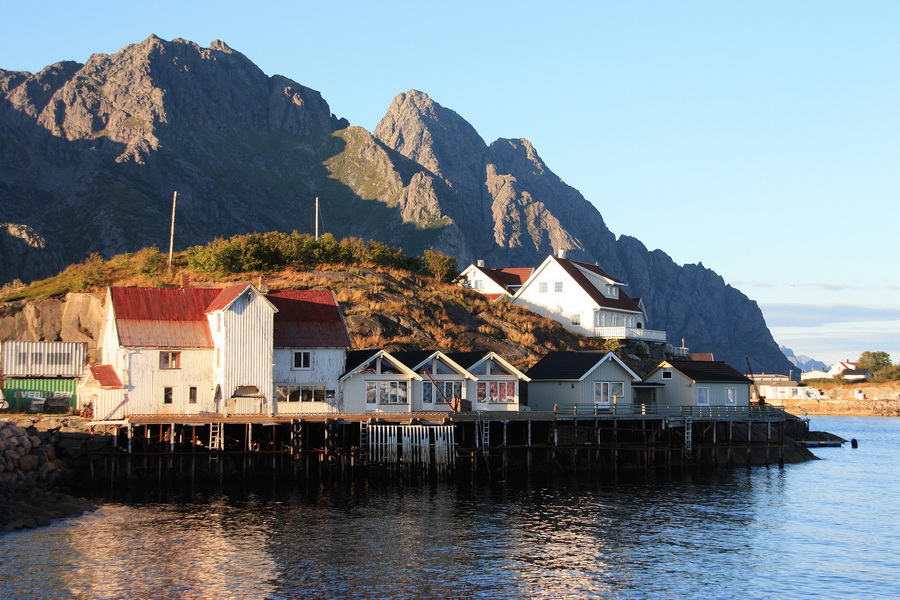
[779,399,900,418]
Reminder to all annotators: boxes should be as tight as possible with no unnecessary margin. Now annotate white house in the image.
[269,290,352,414]
[83,284,350,420]
[444,352,530,412]
[642,360,752,412]
[457,262,533,301]
[392,350,476,412]
[340,349,422,413]
[525,351,642,412]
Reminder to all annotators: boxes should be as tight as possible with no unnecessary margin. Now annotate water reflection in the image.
[1,418,899,599]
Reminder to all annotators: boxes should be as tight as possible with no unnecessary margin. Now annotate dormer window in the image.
[606,284,618,299]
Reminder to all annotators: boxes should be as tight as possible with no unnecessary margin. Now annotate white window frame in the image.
[292,350,312,370]
[595,382,625,407]
[427,381,463,404]
[725,388,736,405]
[571,313,581,326]
[662,371,672,380]
[554,281,563,293]
[368,380,409,404]
[538,281,548,294]
[276,384,326,402]
[697,387,710,406]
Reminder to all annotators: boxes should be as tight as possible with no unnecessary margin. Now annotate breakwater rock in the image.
[0,418,94,530]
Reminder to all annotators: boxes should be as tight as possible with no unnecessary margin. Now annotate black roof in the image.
[343,349,380,376]
[390,351,436,370]
[525,352,616,380]
[443,352,488,369]
[667,360,752,384]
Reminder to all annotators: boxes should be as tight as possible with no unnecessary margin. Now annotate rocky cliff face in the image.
[0,36,792,374]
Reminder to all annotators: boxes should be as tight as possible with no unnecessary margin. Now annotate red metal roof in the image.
[205,284,252,312]
[267,290,351,348]
[110,287,220,348]
[90,365,123,388]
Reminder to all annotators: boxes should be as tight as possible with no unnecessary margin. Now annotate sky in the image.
[2,1,898,368]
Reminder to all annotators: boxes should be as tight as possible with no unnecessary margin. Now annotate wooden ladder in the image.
[478,414,490,452]
[209,422,224,457]
[684,417,693,455]
[358,421,369,464]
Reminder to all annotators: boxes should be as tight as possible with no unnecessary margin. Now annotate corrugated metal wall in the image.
[1,341,86,377]
[1,378,78,410]
[222,292,274,412]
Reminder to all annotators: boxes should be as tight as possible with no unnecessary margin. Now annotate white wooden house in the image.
[393,350,476,412]
[340,350,422,413]
[444,352,530,412]
[269,290,351,414]
[511,252,663,341]
[83,285,350,420]
[525,351,641,413]
[457,262,533,301]
[642,360,752,412]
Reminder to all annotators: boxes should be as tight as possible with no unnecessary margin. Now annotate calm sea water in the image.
[0,416,896,600]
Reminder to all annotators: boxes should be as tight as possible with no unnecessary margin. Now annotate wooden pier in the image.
[84,406,810,480]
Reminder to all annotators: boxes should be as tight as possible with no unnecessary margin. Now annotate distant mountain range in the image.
[0,35,793,374]
[780,346,827,373]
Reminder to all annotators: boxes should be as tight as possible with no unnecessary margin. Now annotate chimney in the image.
[258,276,269,294]
[180,274,190,288]
[557,249,566,259]
[476,259,484,268]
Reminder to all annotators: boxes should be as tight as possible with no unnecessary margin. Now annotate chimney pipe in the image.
[477,259,484,268]
[557,249,566,259]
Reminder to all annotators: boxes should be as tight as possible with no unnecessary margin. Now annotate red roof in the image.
[267,290,351,348]
[479,267,533,291]
[205,284,253,312]
[111,287,220,348]
[553,257,643,314]
[90,365,123,388]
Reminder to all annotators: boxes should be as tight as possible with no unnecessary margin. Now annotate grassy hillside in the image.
[0,234,611,370]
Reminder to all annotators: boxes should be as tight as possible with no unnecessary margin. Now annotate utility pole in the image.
[315,196,319,240]
[168,191,178,270]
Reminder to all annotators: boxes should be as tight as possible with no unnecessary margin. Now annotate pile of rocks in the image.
[0,418,94,530]
[0,419,65,485]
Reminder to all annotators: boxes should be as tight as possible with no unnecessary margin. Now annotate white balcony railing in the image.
[593,327,667,342]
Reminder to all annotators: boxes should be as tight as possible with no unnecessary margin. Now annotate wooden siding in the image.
[115,348,216,415]
[528,359,634,411]
[644,368,751,408]
[220,291,274,414]
[0,341,86,378]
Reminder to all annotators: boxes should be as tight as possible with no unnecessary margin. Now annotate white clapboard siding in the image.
[1,341,86,377]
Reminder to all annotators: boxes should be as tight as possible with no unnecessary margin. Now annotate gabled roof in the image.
[110,287,222,348]
[267,290,350,348]
[548,256,644,314]
[340,349,423,381]
[525,351,641,382]
[444,351,531,382]
[657,360,752,384]
[206,284,277,314]
[482,267,533,289]
[89,365,123,388]
[391,350,475,379]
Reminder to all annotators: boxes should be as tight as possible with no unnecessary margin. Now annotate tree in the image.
[422,249,458,282]
[857,351,892,372]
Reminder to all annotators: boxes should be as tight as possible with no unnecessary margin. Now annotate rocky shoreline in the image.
[0,417,96,531]
[779,398,900,417]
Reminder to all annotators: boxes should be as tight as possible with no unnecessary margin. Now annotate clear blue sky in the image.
[3,1,899,367]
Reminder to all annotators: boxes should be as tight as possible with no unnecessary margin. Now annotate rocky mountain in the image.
[781,345,827,373]
[0,35,793,374]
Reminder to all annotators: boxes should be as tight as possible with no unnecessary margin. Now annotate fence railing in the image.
[593,327,667,342]
[551,403,789,419]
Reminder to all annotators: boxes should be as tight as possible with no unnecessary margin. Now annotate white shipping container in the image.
[1,341,86,378]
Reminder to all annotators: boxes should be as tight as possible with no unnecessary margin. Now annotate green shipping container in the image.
[1,378,78,412]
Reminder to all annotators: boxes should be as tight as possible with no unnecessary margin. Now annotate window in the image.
[473,279,483,290]
[606,284,618,299]
[215,313,222,332]
[367,381,408,404]
[159,351,181,370]
[276,385,326,402]
[189,387,198,404]
[426,381,463,404]
[292,351,312,370]
[554,281,563,293]
[570,313,581,326]
[538,282,548,293]
[163,387,174,404]
[662,371,673,380]
[478,381,517,404]
[697,387,710,406]
[725,388,736,405]
[595,382,625,407]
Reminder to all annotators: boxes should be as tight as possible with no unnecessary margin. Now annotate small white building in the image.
[340,350,422,413]
[392,350,476,412]
[525,351,642,413]
[444,352,530,412]
[457,262,533,301]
